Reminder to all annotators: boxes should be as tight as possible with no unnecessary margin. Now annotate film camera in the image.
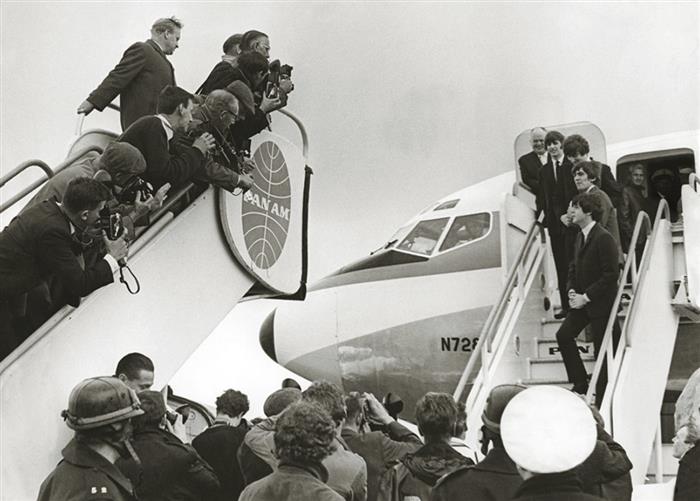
[98,205,124,241]
[266,59,294,99]
[116,176,155,205]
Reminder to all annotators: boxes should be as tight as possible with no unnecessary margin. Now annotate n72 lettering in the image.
[441,337,479,352]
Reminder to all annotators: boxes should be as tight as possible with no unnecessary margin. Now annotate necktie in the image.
[553,160,558,182]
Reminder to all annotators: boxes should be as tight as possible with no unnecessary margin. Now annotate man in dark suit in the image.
[118,85,215,191]
[78,17,182,131]
[555,193,621,403]
[0,178,127,359]
[563,134,622,209]
[518,127,548,194]
[537,130,574,316]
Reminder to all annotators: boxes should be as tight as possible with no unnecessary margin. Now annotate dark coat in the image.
[519,151,546,194]
[0,200,113,304]
[619,184,649,251]
[431,446,522,501]
[596,162,623,210]
[587,185,623,259]
[239,461,344,501]
[513,471,603,501]
[567,223,620,318]
[87,40,175,131]
[342,422,422,501]
[192,421,249,501]
[116,427,220,501]
[237,439,273,486]
[378,441,473,501]
[575,424,633,500]
[118,116,205,190]
[38,438,137,501]
[198,60,239,96]
[538,156,574,236]
[674,442,700,501]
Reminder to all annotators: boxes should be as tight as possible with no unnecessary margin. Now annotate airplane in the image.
[260,122,700,489]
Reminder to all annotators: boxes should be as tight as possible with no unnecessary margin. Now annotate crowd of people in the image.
[0,19,295,360]
[518,127,693,403]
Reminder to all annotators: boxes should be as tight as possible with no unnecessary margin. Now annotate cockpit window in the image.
[433,199,459,211]
[396,218,449,256]
[439,212,491,252]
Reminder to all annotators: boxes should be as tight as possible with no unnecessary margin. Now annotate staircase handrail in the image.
[586,200,670,409]
[454,216,546,404]
[0,146,106,214]
[690,172,699,192]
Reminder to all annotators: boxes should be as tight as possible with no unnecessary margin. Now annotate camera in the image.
[117,176,154,205]
[98,206,124,241]
[266,59,294,99]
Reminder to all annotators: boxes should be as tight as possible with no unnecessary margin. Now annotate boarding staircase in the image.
[454,175,700,492]
[0,111,311,501]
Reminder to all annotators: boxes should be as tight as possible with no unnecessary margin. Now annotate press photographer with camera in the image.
[171,89,255,193]
[0,178,128,360]
[342,392,422,501]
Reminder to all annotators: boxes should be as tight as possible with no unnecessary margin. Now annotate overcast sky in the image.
[2,1,698,415]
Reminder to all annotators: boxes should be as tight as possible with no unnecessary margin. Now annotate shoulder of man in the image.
[433,463,476,490]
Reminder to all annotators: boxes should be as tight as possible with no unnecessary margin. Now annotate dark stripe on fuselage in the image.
[309,213,501,293]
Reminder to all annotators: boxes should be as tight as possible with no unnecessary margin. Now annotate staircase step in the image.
[518,377,570,387]
[536,338,595,359]
[527,357,594,380]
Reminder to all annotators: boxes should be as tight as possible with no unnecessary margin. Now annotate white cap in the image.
[501,386,596,474]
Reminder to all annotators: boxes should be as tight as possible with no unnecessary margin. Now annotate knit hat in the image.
[225,81,256,117]
[97,142,147,178]
[481,384,527,434]
[501,386,596,474]
[132,390,166,426]
[263,388,301,417]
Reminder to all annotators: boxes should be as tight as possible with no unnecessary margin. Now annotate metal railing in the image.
[453,215,547,404]
[0,146,106,213]
[586,200,669,409]
[690,172,699,192]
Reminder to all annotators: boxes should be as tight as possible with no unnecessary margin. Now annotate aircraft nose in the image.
[259,309,277,362]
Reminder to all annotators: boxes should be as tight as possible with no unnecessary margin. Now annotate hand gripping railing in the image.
[454,216,547,405]
[586,200,669,410]
[690,172,699,192]
[0,146,106,214]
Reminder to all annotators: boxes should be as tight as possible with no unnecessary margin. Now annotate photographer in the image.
[171,89,254,193]
[0,178,127,359]
[342,392,422,501]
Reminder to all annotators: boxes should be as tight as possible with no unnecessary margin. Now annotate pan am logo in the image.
[242,141,291,269]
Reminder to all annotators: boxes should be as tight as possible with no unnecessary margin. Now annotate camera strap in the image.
[118,263,141,295]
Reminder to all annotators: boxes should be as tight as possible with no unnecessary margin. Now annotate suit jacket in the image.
[87,40,175,131]
[567,223,619,318]
[0,201,114,306]
[118,116,205,190]
[537,156,573,236]
[587,186,623,257]
[198,60,239,95]
[519,151,546,194]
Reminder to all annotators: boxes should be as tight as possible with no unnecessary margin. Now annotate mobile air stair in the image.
[454,173,699,498]
[0,110,311,501]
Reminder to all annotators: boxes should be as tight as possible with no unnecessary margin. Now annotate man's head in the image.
[282,378,302,390]
[240,30,270,59]
[563,134,590,165]
[344,393,367,430]
[572,160,599,192]
[62,177,112,230]
[115,352,154,392]
[216,389,249,420]
[302,381,347,429]
[570,193,602,227]
[629,163,647,187]
[222,33,243,56]
[62,377,143,456]
[415,392,458,443]
[151,17,183,55]
[274,401,336,465]
[501,386,596,480]
[97,143,146,187]
[237,51,270,89]
[225,81,256,118]
[157,85,195,131]
[131,390,166,431]
[263,387,302,417]
[529,127,547,155]
[545,130,565,158]
[205,90,239,130]
[651,169,675,196]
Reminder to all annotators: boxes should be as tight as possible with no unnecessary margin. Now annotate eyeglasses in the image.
[222,109,240,122]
